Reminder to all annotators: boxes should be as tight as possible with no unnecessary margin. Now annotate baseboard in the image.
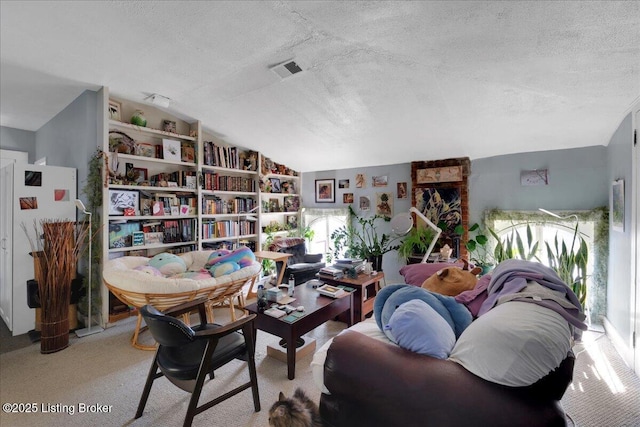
[603,316,634,369]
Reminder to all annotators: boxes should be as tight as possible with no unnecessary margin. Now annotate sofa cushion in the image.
[448,301,572,386]
[386,299,455,359]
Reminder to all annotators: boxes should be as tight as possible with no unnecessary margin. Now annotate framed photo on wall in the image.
[315,179,335,203]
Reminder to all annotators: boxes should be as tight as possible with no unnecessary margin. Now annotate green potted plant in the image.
[397,226,436,262]
[456,223,494,275]
[330,206,400,271]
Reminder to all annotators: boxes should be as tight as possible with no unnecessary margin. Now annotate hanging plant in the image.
[77,149,104,323]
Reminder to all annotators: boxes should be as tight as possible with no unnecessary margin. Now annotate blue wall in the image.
[469,146,609,224]
[303,163,412,283]
[0,126,36,162]
[302,145,610,284]
[35,90,98,198]
[606,112,634,352]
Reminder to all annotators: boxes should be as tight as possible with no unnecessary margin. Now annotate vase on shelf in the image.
[130,110,147,127]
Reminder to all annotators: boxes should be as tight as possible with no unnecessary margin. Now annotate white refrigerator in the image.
[0,163,77,336]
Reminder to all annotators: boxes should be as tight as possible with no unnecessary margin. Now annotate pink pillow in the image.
[399,262,466,287]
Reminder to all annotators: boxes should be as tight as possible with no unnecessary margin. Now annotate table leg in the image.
[286,331,296,380]
[275,260,287,286]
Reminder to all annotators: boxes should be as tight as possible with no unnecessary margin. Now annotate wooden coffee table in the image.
[317,271,384,323]
[245,282,353,380]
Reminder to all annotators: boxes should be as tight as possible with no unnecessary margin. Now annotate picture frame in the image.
[355,173,366,188]
[359,196,370,211]
[108,99,122,121]
[162,138,182,162]
[416,166,463,184]
[612,179,624,232]
[163,120,177,133]
[108,189,139,216]
[338,179,350,189]
[397,182,408,199]
[343,193,354,204]
[376,192,393,217]
[372,175,388,187]
[269,177,281,193]
[315,179,335,203]
[132,167,147,184]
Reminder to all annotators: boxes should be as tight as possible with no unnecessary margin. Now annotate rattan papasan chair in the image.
[103,250,261,350]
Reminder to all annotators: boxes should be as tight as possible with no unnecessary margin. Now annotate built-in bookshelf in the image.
[101,91,301,323]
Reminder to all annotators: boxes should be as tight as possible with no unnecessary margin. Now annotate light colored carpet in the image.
[0,310,343,427]
[561,330,640,427]
[2,312,639,427]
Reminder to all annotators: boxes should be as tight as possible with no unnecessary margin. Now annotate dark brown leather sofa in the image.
[320,330,573,427]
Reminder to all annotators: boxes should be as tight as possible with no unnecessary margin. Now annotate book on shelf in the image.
[316,284,346,298]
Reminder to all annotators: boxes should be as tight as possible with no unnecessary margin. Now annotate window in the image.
[303,208,348,260]
[485,208,608,325]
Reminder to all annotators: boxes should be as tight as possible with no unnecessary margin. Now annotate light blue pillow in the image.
[385,299,456,359]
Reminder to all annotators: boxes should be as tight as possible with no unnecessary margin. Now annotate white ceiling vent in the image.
[270,60,303,79]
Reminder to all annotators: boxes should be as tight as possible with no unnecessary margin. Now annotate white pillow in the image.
[448,301,571,386]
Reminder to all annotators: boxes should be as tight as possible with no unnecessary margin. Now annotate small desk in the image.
[249,251,293,299]
[245,282,353,380]
[317,271,384,323]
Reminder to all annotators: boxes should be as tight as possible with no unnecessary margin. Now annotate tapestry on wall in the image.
[411,158,470,259]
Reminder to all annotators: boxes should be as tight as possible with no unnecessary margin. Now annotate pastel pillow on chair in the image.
[385,299,456,359]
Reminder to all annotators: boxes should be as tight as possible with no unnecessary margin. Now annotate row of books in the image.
[201,219,256,239]
[202,172,256,192]
[149,170,197,189]
[201,196,257,215]
[160,219,197,243]
[203,141,253,170]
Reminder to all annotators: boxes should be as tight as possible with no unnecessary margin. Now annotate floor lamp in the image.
[75,199,104,337]
[391,206,442,263]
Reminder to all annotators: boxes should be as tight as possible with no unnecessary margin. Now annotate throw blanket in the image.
[478,259,587,339]
[267,237,305,251]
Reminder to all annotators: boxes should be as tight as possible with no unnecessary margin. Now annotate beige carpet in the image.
[2,313,639,427]
[0,310,343,427]
[561,330,640,427]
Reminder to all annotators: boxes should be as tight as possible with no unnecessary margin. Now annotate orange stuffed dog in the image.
[421,260,482,296]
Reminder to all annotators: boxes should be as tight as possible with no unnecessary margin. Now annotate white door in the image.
[0,149,28,169]
[0,164,14,330]
[634,107,639,375]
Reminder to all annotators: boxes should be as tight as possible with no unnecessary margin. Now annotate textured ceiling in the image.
[1,1,639,172]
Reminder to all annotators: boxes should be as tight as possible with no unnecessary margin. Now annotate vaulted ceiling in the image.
[1,1,638,172]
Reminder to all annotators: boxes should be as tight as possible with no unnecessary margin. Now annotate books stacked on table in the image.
[333,258,364,271]
[316,284,346,298]
[318,266,344,279]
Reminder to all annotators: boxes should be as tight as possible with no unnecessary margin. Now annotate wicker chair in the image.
[103,252,261,350]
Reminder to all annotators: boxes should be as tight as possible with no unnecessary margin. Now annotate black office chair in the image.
[135,298,260,427]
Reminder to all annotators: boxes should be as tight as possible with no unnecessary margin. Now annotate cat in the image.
[268,387,323,427]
